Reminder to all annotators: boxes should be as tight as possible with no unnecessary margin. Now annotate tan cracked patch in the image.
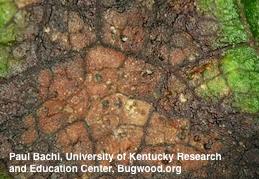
[15,0,42,8]
[84,93,150,166]
[34,47,161,135]
[146,113,189,145]
[44,11,96,51]
[57,122,93,157]
[86,93,151,140]
[87,46,125,71]
[102,8,147,52]
[85,46,162,98]
[68,12,96,50]
[18,46,222,173]
[96,125,144,165]
[20,115,38,145]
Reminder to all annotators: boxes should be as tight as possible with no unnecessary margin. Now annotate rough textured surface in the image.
[192,47,259,113]
[197,0,248,46]
[192,0,259,113]
[0,0,41,78]
[0,0,258,178]
[241,0,259,40]
[0,1,17,76]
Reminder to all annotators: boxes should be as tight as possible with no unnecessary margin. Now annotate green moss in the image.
[0,165,11,179]
[196,76,230,101]
[0,1,17,44]
[206,76,230,98]
[0,172,11,179]
[196,47,259,113]
[227,71,250,93]
[221,47,258,74]
[233,93,259,113]
[194,1,258,113]
[241,0,259,40]
[0,24,16,44]
[197,0,248,46]
[0,1,17,28]
[221,47,259,112]
[0,1,18,77]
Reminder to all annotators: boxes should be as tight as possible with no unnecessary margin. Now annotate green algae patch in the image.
[0,1,25,77]
[195,47,259,113]
[206,76,230,98]
[233,93,259,113]
[193,0,259,113]
[0,171,11,179]
[0,1,17,77]
[221,47,259,113]
[0,24,17,44]
[0,1,17,28]
[242,0,259,40]
[0,164,11,179]
[0,1,17,44]
[197,0,248,46]
[241,0,259,40]
[196,76,230,101]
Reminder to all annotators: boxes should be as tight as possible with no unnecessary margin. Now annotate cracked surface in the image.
[0,0,258,178]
